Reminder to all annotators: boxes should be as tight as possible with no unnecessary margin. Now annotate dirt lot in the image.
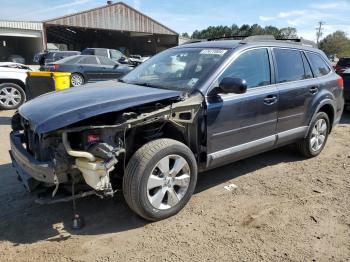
[0,109,349,262]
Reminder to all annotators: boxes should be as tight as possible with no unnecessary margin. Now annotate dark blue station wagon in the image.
[10,36,344,221]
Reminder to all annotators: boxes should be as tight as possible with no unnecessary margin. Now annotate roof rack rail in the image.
[241,35,317,48]
[207,35,249,41]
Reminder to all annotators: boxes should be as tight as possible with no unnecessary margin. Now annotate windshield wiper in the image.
[131,81,165,89]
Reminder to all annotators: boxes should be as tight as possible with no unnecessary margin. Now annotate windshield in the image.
[121,47,229,91]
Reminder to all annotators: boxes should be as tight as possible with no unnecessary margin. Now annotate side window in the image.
[306,52,331,77]
[94,49,108,57]
[301,52,313,79]
[219,48,271,89]
[98,56,117,66]
[79,57,98,65]
[274,48,305,83]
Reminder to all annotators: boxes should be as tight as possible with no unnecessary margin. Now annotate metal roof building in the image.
[44,2,177,35]
[0,21,44,63]
[43,2,178,55]
[0,1,178,63]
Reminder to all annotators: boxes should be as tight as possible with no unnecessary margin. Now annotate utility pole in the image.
[316,21,325,45]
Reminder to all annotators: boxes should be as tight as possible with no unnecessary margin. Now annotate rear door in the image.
[206,48,278,168]
[78,56,102,82]
[273,48,317,143]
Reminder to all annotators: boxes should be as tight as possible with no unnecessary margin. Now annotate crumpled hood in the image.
[19,80,182,134]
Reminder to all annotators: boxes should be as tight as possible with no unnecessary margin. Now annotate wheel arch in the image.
[0,79,26,91]
[305,99,335,137]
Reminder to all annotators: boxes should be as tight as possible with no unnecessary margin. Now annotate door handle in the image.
[309,86,319,95]
[264,95,278,105]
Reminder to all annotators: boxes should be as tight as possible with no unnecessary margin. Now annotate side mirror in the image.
[118,57,126,63]
[216,77,247,94]
[113,63,119,68]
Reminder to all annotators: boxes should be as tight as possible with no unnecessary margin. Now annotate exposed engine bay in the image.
[11,94,204,201]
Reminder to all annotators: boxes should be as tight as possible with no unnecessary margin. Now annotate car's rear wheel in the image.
[0,83,26,110]
[70,73,85,87]
[123,138,197,221]
[296,112,330,158]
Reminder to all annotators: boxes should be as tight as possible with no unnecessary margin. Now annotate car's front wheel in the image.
[296,112,330,158]
[0,83,26,110]
[123,138,197,221]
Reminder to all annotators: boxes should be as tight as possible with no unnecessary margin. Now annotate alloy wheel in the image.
[0,86,22,108]
[71,74,84,87]
[310,118,328,152]
[147,154,191,210]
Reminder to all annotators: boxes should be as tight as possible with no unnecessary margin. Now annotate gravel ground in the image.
[0,109,349,262]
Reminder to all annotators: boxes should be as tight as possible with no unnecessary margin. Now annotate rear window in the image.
[274,48,305,83]
[307,52,331,77]
[337,58,350,67]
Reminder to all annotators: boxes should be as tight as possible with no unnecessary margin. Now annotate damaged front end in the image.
[9,94,204,202]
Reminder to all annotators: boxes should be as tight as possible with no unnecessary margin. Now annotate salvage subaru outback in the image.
[9,36,344,221]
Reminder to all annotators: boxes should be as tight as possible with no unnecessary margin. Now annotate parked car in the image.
[335,57,350,74]
[129,55,151,66]
[35,51,81,66]
[342,68,350,108]
[43,55,134,87]
[0,62,31,110]
[81,48,130,64]
[9,36,344,222]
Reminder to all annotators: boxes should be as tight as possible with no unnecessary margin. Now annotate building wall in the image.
[45,3,177,36]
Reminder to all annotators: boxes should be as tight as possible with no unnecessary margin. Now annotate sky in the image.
[0,0,350,41]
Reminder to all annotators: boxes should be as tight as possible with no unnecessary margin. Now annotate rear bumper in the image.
[9,131,56,191]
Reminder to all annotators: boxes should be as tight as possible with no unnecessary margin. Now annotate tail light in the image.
[52,64,59,71]
[337,77,344,89]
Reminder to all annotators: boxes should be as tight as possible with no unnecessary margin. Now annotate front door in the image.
[206,48,278,168]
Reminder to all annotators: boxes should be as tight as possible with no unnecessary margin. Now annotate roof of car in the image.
[177,38,319,52]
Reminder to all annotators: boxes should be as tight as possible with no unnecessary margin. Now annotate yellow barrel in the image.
[52,72,71,91]
[27,71,71,91]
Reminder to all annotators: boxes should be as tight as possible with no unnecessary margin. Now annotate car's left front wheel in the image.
[123,138,198,221]
[0,83,26,110]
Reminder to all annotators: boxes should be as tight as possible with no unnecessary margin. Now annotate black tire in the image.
[0,83,26,110]
[123,138,198,221]
[296,112,330,158]
[70,73,85,87]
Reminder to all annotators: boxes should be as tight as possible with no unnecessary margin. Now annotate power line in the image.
[316,21,325,45]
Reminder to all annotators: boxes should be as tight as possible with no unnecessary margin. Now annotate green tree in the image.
[319,31,350,57]
[181,32,190,38]
[264,26,280,38]
[190,24,297,40]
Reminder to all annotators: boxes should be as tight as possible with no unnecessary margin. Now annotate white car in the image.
[0,62,31,110]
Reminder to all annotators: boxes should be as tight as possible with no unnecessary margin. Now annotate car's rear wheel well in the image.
[318,104,334,132]
[0,79,25,90]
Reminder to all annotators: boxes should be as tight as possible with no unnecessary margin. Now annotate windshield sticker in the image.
[187,78,199,87]
[200,49,227,55]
